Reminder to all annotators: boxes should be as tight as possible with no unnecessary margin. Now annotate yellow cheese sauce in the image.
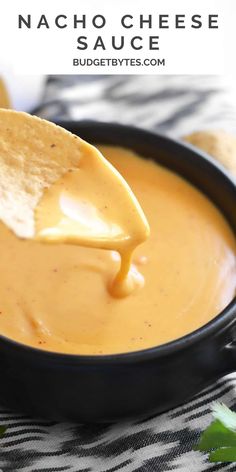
[0,145,235,354]
[35,140,149,298]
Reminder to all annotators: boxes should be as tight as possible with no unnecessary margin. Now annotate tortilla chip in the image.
[0,109,84,238]
[0,79,11,109]
[0,109,149,246]
[184,130,236,178]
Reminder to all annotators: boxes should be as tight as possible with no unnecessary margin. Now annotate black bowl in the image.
[0,121,236,422]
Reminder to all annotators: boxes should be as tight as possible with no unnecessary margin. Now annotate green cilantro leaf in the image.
[195,419,236,451]
[0,425,7,438]
[209,447,236,462]
[195,403,236,463]
[212,402,236,431]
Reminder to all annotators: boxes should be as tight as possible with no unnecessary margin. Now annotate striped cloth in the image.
[1,75,236,472]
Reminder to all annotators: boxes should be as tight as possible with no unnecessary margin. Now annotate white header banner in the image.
[0,0,235,75]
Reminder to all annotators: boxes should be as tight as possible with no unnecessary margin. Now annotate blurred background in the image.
[0,74,236,138]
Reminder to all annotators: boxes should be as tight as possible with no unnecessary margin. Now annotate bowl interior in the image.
[0,120,235,362]
[58,120,236,234]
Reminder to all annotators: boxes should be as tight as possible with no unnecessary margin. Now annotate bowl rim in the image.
[1,120,235,364]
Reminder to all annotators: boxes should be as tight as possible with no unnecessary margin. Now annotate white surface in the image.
[0,0,235,75]
[1,63,45,111]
